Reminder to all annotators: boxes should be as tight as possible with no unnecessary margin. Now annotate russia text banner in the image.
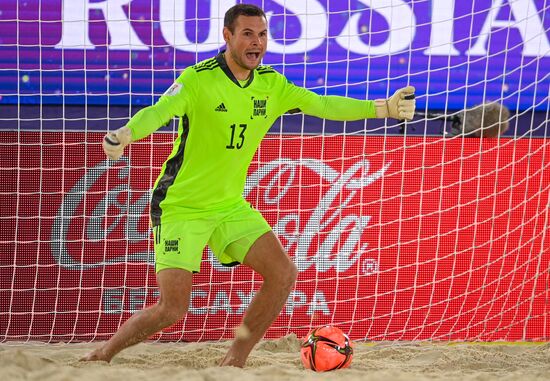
[1,0,548,110]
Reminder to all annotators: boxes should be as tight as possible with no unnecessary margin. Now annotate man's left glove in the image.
[102,126,133,160]
[375,86,416,120]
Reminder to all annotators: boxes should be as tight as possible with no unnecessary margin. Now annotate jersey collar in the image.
[216,51,255,88]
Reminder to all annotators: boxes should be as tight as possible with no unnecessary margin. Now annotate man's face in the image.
[224,15,268,71]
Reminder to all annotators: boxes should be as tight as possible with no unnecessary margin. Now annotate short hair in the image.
[224,4,267,33]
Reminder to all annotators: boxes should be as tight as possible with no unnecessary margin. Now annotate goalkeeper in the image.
[82,3,415,367]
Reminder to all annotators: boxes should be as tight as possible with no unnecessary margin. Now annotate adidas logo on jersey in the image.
[215,103,228,112]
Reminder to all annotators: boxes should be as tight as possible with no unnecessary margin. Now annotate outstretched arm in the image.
[102,105,173,160]
[296,95,377,121]
[102,68,197,160]
[286,83,415,122]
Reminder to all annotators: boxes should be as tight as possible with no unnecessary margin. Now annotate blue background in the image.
[0,0,548,112]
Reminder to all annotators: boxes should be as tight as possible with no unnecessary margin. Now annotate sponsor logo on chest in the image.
[251,96,268,119]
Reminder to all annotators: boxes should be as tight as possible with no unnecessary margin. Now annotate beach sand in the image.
[2,335,549,381]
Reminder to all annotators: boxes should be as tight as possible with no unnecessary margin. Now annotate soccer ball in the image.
[300,326,354,371]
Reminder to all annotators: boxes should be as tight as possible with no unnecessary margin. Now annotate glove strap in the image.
[104,135,120,146]
[374,99,390,118]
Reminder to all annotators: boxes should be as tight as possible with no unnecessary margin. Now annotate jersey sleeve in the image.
[127,67,198,141]
[280,77,377,121]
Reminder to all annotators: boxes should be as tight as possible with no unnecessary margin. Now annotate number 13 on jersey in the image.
[226,123,247,149]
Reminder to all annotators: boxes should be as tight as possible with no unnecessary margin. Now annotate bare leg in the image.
[81,268,192,362]
[220,231,297,367]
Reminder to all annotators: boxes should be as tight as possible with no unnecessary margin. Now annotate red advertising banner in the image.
[1,132,549,342]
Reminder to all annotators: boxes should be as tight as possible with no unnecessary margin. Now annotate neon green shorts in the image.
[153,201,271,273]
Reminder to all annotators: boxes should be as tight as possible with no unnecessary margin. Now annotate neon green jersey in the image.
[126,53,376,225]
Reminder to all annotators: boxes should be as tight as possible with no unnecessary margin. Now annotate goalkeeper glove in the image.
[102,126,133,160]
[375,86,416,120]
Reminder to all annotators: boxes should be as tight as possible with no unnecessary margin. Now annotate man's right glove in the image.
[102,126,133,160]
[375,86,416,120]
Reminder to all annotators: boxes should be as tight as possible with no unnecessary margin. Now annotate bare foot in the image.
[219,351,246,368]
[79,348,111,363]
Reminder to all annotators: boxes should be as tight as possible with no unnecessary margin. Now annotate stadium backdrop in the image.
[1,0,548,111]
[0,0,549,342]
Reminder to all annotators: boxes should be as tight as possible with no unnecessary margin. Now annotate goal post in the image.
[1,0,549,343]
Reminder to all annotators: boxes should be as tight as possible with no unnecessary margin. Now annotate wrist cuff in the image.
[116,126,133,145]
[374,99,389,118]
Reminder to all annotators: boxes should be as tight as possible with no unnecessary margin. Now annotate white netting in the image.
[0,0,549,343]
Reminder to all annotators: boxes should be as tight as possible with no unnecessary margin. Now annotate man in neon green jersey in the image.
[82,4,415,367]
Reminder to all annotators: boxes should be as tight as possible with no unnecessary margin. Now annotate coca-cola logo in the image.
[51,158,151,270]
[51,157,390,274]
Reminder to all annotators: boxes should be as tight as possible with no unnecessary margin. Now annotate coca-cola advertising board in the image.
[1,132,549,341]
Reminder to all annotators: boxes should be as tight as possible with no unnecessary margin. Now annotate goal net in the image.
[1,0,549,343]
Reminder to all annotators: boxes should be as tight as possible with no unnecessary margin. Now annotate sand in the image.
[1,335,549,381]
